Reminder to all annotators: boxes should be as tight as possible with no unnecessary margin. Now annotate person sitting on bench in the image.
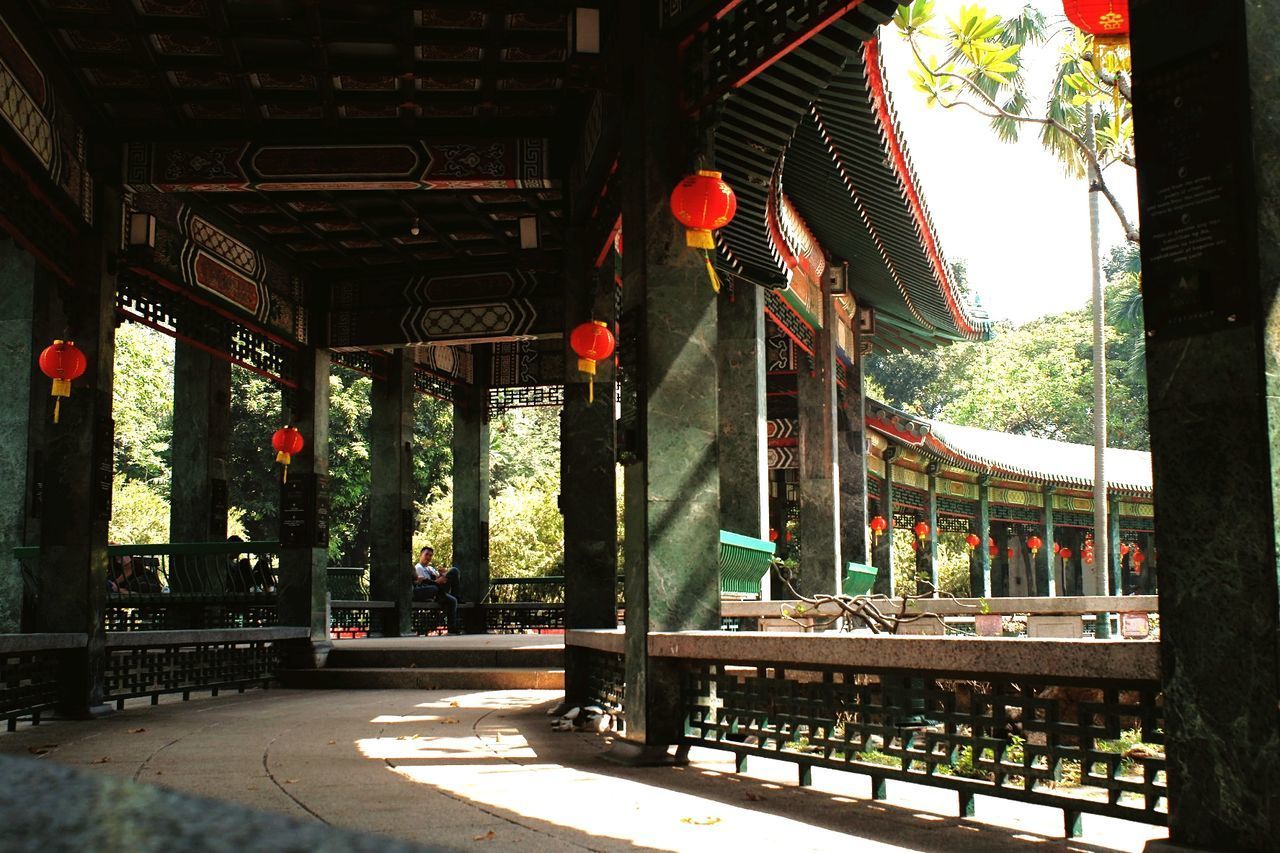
[412,546,461,635]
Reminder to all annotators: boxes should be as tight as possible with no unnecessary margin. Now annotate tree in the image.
[227,366,283,542]
[112,322,174,493]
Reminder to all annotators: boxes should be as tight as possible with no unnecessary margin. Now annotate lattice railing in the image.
[0,638,78,731]
[681,662,1166,832]
[102,629,302,707]
[583,647,626,728]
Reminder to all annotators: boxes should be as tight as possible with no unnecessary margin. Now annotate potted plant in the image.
[975,600,1003,637]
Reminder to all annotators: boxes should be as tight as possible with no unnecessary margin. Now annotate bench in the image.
[718,530,776,598]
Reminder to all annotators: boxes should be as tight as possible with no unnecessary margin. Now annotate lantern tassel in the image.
[53,398,60,424]
[703,251,721,294]
[578,357,599,405]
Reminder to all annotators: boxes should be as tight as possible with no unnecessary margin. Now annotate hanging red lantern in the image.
[1133,549,1145,574]
[569,320,616,404]
[912,520,929,542]
[1027,535,1043,557]
[271,426,305,483]
[1062,1,1129,40]
[965,533,980,551]
[1005,547,1014,559]
[988,537,998,559]
[869,515,888,545]
[1053,542,1061,555]
[768,528,779,542]
[38,340,87,424]
[1119,543,1130,557]
[1083,545,1096,563]
[669,169,737,293]
[1060,547,1074,561]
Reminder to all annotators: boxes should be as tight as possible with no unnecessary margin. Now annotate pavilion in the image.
[0,2,1274,850]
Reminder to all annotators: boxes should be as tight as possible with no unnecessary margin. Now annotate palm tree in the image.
[894,1,1136,599]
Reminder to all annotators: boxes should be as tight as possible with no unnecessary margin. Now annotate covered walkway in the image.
[0,688,1165,853]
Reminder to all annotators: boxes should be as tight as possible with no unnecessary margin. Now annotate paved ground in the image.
[0,688,1167,852]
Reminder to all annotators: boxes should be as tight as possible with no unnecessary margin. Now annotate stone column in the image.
[277,333,332,668]
[1130,2,1280,844]
[976,476,992,597]
[563,254,619,634]
[170,344,231,543]
[925,464,939,594]
[1042,486,1056,597]
[0,240,38,633]
[452,345,490,611]
[1107,495,1122,598]
[368,349,414,636]
[717,272,768,546]
[837,330,869,570]
[796,298,840,598]
[613,0,720,760]
[35,190,119,716]
[874,449,896,595]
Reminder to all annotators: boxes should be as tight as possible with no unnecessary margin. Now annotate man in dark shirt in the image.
[412,546,461,634]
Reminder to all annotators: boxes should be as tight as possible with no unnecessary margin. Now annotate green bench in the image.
[718,530,776,599]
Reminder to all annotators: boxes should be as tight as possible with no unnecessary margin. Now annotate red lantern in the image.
[768,528,779,542]
[1053,542,1061,555]
[1083,545,1096,563]
[869,515,887,545]
[669,169,737,293]
[965,533,980,551]
[1062,1,1129,39]
[988,537,998,559]
[569,320,616,404]
[1027,535,1043,557]
[1006,547,1014,559]
[38,340,87,424]
[1119,543,1130,557]
[1060,547,1074,561]
[271,426,305,483]
[912,520,930,542]
[1132,548,1145,573]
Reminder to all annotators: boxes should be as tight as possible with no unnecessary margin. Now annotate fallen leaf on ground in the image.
[92,757,111,764]
[128,728,146,734]
[680,817,721,826]
[745,793,766,802]
[327,740,336,745]
[449,701,459,707]
[440,718,459,725]
[284,779,298,784]
[27,746,52,755]
[473,830,496,841]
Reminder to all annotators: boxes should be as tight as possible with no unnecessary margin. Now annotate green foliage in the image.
[413,394,453,499]
[327,367,372,565]
[892,529,975,598]
[109,474,169,545]
[867,273,1149,451]
[112,323,174,492]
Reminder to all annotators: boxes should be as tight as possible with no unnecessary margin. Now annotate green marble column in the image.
[276,339,332,668]
[717,273,768,546]
[170,343,231,545]
[563,251,618,634]
[1130,1,1280,844]
[796,293,840,598]
[837,331,869,571]
[874,450,896,596]
[0,240,36,633]
[613,1,720,759]
[925,464,939,594]
[452,346,490,609]
[35,192,119,716]
[1042,486,1056,597]
[976,476,992,597]
[1107,495,1121,598]
[368,349,414,636]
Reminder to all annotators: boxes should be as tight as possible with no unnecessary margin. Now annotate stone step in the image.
[280,667,565,691]
[325,646,563,670]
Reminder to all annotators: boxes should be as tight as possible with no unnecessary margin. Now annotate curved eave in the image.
[779,36,990,347]
[714,2,902,289]
[867,401,1153,498]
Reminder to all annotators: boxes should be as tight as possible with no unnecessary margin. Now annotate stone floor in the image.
[0,686,1168,852]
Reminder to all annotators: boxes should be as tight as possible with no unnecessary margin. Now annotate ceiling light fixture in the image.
[410,218,420,237]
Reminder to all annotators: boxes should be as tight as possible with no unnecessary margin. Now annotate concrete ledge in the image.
[332,599,395,609]
[566,628,626,654]
[646,631,1161,681]
[720,595,1159,619]
[104,627,311,648]
[281,666,565,690]
[0,754,437,852]
[0,632,87,654]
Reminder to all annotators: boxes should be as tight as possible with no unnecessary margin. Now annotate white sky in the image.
[877,0,1138,324]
